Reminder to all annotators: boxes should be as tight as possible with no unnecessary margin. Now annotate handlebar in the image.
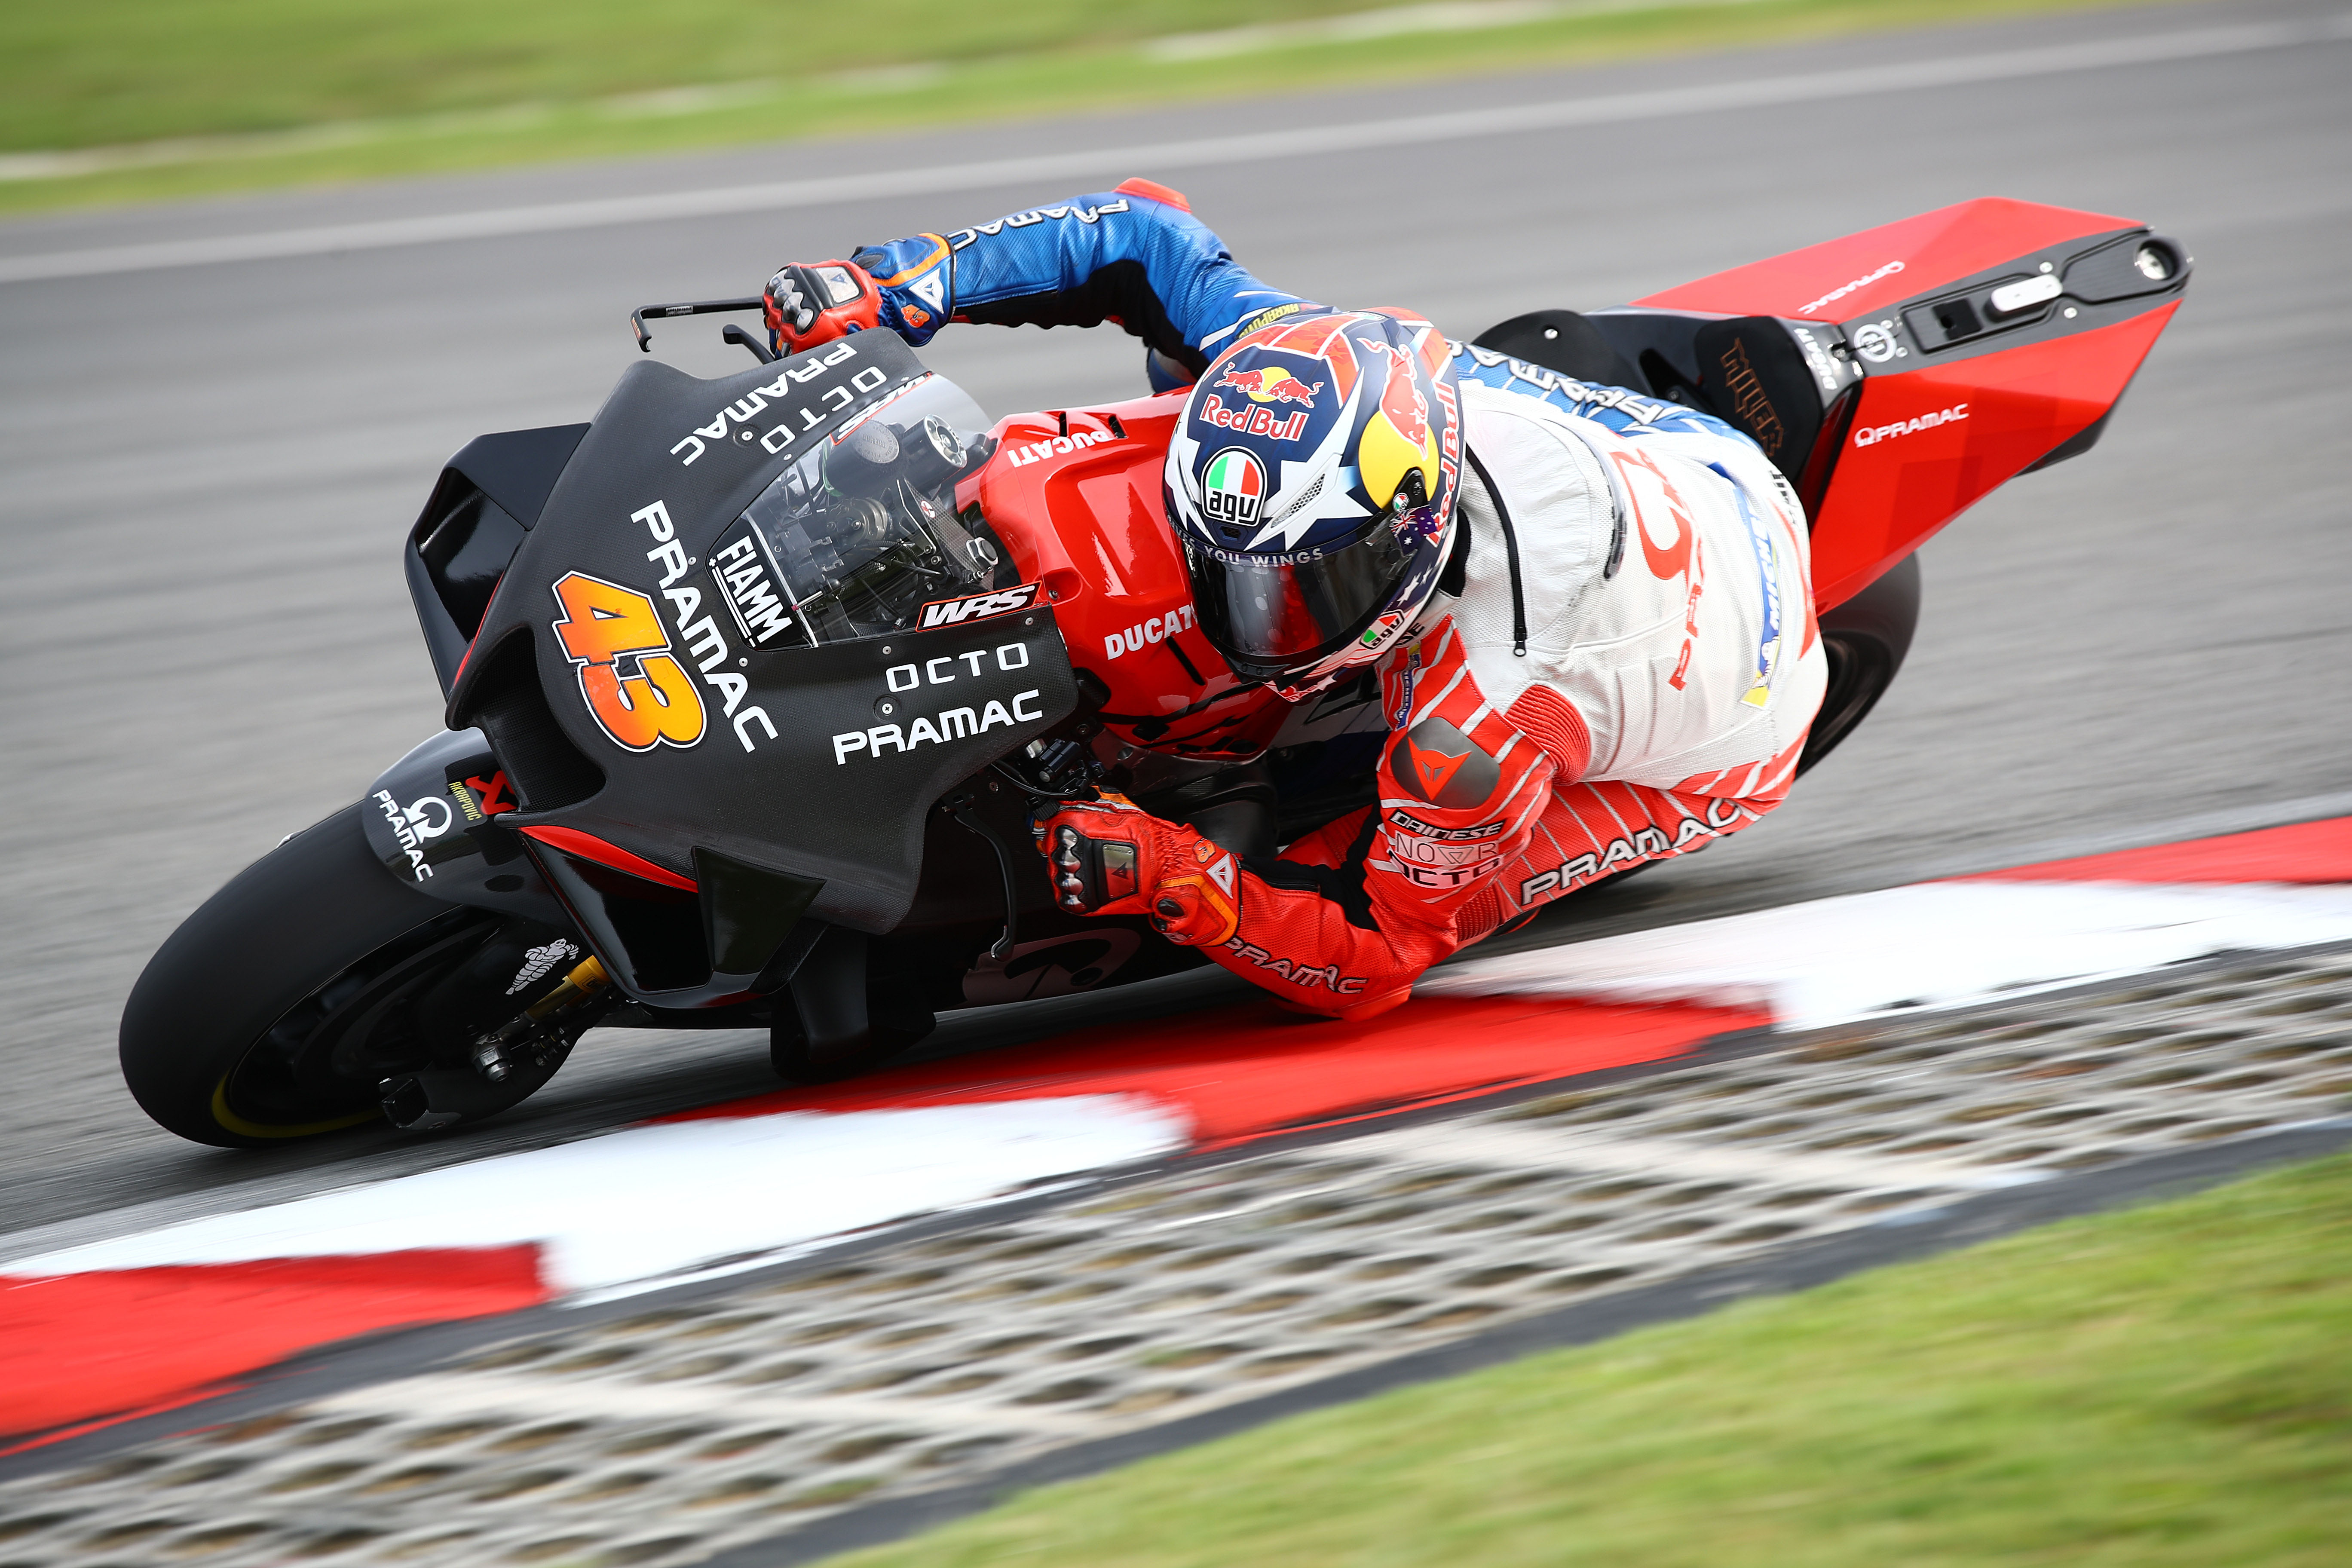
[628,295,767,353]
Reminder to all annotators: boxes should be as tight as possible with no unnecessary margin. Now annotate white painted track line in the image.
[1425,880,2352,1028]
[11,879,2350,1292]
[3,13,2345,286]
[0,1099,1186,1291]
[314,1372,1099,1435]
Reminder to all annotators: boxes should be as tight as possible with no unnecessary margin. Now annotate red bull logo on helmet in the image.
[1217,364,1323,405]
[1363,342,1431,450]
[1197,396,1309,442]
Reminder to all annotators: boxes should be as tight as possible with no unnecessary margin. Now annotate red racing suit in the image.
[808,184,1828,1018]
[1053,379,1826,1018]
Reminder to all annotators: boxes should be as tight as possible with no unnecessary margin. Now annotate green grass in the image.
[0,0,2170,216]
[821,1150,2352,1568]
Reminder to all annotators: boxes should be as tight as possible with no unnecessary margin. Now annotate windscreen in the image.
[737,374,1008,644]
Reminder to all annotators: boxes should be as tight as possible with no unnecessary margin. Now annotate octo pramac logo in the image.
[550,572,707,750]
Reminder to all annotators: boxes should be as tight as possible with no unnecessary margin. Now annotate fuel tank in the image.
[960,393,1290,761]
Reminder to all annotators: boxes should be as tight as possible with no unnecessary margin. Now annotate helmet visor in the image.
[1184,518,1411,676]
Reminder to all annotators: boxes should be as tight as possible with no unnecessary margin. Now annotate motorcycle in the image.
[120,196,2190,1145]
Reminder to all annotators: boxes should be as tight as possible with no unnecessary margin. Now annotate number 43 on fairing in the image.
[550,572,707,750]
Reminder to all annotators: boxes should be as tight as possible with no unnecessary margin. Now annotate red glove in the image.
[763,260,882,355]
[1038,796,1241,949]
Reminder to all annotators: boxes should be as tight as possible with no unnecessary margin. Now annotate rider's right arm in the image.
[847,180,1318,373]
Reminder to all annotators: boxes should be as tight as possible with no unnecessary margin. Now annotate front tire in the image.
[121,804,579,1147]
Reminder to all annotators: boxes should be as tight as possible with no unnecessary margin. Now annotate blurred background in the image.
[0,0,2174,209]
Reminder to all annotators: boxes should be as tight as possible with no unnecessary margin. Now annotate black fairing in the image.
[407,423,591,694]
[1473,310,1646,395]
[357,727,573,928]
[444,335,1078,966]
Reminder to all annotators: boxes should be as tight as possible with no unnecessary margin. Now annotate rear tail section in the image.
[1587,199,2190,609]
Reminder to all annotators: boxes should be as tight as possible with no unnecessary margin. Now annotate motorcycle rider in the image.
[763,179,1826,1020]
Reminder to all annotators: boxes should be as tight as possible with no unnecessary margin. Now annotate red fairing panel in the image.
[1635,196,2138,323]
[1640,197,2182,606]
[1809,303,2177,607]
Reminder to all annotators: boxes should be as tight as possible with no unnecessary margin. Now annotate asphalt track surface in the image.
[2,0,2346,1246]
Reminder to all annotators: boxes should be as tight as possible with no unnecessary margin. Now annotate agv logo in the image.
[1203,448,1266,527]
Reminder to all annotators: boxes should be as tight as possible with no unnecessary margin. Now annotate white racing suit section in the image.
[1231,371,1827,1016]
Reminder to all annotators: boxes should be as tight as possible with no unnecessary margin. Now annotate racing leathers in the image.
[814,179,1828,1020]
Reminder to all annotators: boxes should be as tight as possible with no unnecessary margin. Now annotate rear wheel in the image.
[121,804,584,1147]
[1798,553,1921,777]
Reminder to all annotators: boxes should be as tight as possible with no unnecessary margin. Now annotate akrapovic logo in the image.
[917,582,1041,629]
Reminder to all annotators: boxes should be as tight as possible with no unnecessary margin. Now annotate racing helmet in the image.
[1164,309,1462,698]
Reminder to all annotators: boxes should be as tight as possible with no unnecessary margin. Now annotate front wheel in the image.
[121,804,585,1147]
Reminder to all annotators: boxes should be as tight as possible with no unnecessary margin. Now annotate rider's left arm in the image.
[823,180,1317,372]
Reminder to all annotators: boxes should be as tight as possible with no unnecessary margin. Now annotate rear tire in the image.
[1798,553,1921,777]
[120,804,579,1147]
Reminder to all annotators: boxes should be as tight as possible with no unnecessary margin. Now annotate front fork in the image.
[469,955,614,1083]
[378,949,617,1133]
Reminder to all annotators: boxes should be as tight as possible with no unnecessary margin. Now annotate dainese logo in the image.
[550,573,707,750]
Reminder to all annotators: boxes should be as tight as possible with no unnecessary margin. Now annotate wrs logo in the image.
[550,573,707,750]
[918,582,1042,629]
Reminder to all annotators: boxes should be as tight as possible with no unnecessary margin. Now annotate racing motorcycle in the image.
[120,196,2190,1145]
